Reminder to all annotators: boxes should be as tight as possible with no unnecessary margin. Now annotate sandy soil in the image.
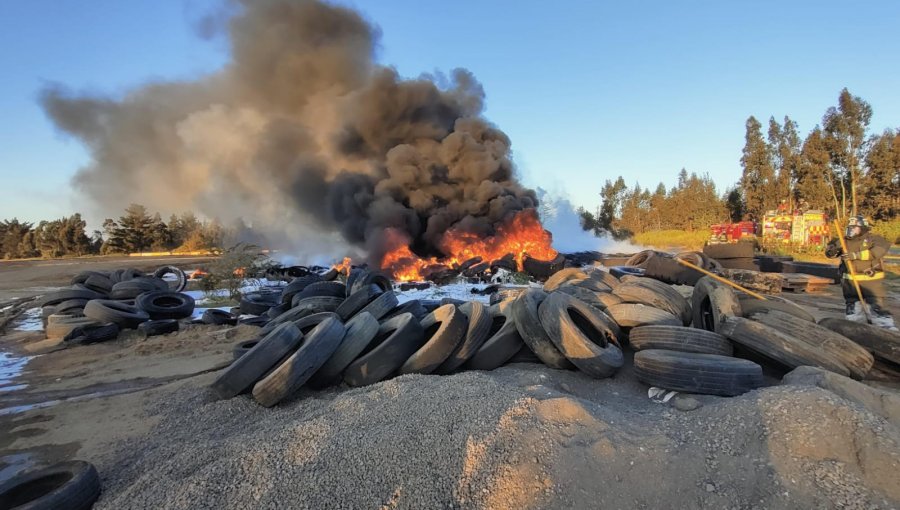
[1,280,899,508]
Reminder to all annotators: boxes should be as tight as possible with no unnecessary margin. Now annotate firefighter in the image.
[825,215,897,330]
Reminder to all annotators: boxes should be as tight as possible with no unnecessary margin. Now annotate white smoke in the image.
[536,188,642,254]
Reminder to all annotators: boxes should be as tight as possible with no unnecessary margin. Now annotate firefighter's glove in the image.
[825,246,841,258]
[841,252,860,261]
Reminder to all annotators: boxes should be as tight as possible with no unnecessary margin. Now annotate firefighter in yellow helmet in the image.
[826,215,896,330]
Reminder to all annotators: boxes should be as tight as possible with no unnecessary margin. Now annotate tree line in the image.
[582,88,899,239]
[0,204,247,260]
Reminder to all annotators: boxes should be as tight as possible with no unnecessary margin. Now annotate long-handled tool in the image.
[832,219,873,324]
[674,257,768,300]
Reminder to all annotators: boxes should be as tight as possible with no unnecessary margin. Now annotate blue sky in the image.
[1,0,899,226]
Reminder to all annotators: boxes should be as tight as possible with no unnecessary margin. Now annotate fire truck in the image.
[710,205,830,249]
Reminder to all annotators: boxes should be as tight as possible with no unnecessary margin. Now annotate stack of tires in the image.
[702,241,758,271]
[38,266,193,344]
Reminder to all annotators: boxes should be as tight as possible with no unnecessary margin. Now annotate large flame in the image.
[381,209,557,282]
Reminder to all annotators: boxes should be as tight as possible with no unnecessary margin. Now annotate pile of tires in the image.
[37,266,193,344]
[702,241,758,271]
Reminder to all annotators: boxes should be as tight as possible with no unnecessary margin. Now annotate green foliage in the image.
[633,230,710,251]
[199,243,272,300]
[871,219,900,244]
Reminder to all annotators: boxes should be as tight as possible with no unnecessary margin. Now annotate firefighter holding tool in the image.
[826,215,897,330]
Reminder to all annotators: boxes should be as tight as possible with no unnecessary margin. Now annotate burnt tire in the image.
[84,300,149,329]
[400,304,468,375]
[211,322,304,398]
[308,312,379,388]
[818,317,900,365]
[251,317,346,407]
[336,284,382,321]
[510,289,573,369]
[634,349,764,396]
[0,460,100,510]
[201,309,237,326]
[137,319,179,337]
[538,292,623,378]
[629,325,733,356]
[604,303,681,329]
[436,301,492,374]
[152,265,187,292]
[136,291,195,320]
[737,294,815,323]
[522,253,566,280]
[343,313,425,387]
[720,316,850,376]
[37,288,105,308]
[748,309,873,379]
[691,276,742,333]
[63,322,120,344]
[466,301,525,371]
[295,281,346,301]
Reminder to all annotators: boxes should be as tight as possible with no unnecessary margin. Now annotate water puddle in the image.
[0,387,138,417]
[0,352,32,393]
[11,307,43,332]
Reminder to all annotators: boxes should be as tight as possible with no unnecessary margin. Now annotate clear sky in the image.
[2,0,899,226]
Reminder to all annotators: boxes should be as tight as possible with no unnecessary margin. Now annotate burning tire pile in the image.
[212,262,900,407]
[36,266,194,344]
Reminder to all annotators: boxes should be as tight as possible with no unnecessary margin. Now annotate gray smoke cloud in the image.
[41,0,539,265]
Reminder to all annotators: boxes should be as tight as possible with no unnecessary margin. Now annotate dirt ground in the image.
[1,275,899,508]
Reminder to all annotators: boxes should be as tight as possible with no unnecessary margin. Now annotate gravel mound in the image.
[93,365,900,509]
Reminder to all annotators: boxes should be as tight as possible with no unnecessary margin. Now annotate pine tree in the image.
[796,127,836,212]
[740,116,775,219]
[823,88,872,218]
[861,129,899,220]
[117,204,154,253]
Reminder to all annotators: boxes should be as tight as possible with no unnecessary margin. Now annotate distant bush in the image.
[633,230,709,251]
[871,218,900,244]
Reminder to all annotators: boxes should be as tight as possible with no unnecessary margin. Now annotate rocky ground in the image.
[1,267,899,509]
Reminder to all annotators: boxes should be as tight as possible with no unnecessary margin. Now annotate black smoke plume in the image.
[41,0,539,264]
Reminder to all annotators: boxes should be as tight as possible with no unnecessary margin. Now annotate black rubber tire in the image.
[343,313,425,387]
[267,304,288,319]
[109,277,167,300]
[138,319,179,337]
[522,253,566,280]
[71,270,107,285]
[625,250,659,268]
[238,315,270,327]
[46,316,102,340]
[612,280,691,326]
[153,265,187,292]
[634,349,764,396]
[570,279,612,293]
[818,317,900,365]
[465,300,524,371]
[201,309,237,326]
[53,299,89,315]
[211,322,304,398]
[281,275,323,305]
[737,294,815,323]
[748,309,873,379]
[289,295,344,316]
[37,288,105,308]
[604,303,681,329]
[691,276,742,333]
[82,274,113,295]
[308,312,379,388]
[136,291,195,320]
[63,322,120,344]
[543,269,588,292]
[252,317,346,407]
[113,267,143,283]
[0,460,100,510]
[717,257,759,271]
[609,266,644,279]
[345,268,364,296]
[233,339,259,360]
[288,312,340,336]
[349,270,393,295]
[240,292,280,316]
[355,291,399,321]
[320,268,340,281]
[383,300,428,321]
[629,325,733,356]
[720,316,850,376]
[263,299,342,332]
[510,289,574,369]
[435,301,493,374]
[538,292,624,378]
[554,286,611,312]
[507,344,542,364]
[335,284,382,321]
[703,241,755,260]
[644,256,702,286]
[400,304,468,374]
[84,300,149,328]
[295,281,346,301]
[586,268,621,289]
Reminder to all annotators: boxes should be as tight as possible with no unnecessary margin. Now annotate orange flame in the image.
[332,257,352,276]
[381,209,557,281]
